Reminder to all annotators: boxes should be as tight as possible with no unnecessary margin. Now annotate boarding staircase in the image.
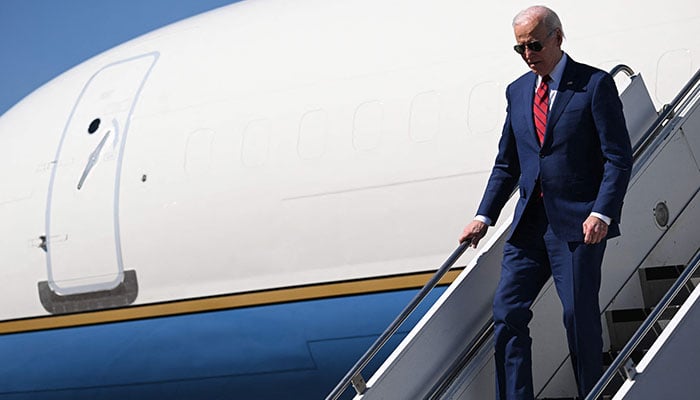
[327,66,700,400]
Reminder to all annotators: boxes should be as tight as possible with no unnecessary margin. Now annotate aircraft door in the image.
[45,52,158,299]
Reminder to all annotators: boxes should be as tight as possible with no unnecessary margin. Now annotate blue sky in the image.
[0,0,242,117]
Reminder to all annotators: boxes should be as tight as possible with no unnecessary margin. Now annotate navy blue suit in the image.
[477,57,633,399]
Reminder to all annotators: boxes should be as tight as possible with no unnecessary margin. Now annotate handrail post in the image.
[325,240,471,400]
[350,374,367,394]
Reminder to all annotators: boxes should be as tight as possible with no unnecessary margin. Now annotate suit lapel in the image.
[543,60,578,147]
[521,73,539,146]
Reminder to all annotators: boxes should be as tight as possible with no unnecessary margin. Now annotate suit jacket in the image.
[477,57,633,242]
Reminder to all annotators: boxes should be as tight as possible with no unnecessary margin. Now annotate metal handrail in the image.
[425,319,494,400]
[425,65,646,399]
[585,248,700,400]
[585,68,700,399]
[608,64,700,161]
[325,240,471,400]
[424,65,646,400]
[610,64,635,78]
[328,66,700,400]
[584,67,700,399]
[632,68,700,158]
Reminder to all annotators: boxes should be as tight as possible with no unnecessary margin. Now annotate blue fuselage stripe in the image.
[0,287,447,400]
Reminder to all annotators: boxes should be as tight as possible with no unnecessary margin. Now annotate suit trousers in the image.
[493,198,605,400]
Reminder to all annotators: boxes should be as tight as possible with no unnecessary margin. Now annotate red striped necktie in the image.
[533,75,551,145]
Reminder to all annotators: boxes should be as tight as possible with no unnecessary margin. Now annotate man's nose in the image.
[523,46,537,57]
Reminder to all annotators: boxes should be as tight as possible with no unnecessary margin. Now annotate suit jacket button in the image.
[539,153,545,158]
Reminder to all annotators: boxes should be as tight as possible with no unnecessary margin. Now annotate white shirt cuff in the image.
[474,215,493,226]
[590,212,611,225]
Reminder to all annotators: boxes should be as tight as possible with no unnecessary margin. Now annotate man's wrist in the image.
[590,212,611,225]
[474,215,492,226]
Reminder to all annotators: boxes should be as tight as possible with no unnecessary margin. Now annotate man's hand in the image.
[459,220,489,248]
[582,215,608,244]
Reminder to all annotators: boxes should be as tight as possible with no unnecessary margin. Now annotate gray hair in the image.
[513,5,565,38]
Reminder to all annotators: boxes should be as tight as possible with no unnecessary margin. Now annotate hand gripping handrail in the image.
[326,65,698,400]
[325,240,471,400]
[585,248,700,400]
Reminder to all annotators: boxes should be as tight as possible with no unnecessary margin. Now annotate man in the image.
[459,5,633,400]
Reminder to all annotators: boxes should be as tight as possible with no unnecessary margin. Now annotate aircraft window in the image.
[655,49,692,105]
[409,91,440,142]
[88,118,101,134]
[298,109,327,159]
[184,128,214,175]
[353,101,383,151]
[241,119,270,167]
[467,81,503,135]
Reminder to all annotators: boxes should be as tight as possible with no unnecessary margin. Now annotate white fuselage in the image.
[1,1,700,399]
[1,0,699,341]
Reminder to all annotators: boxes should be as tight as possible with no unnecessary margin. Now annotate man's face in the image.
[513,18,562,76]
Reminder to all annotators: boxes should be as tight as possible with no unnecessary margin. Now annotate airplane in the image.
[0,0,698,399]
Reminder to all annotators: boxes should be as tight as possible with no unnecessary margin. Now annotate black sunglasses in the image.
[513,41,544,54]
[513,29,557,55]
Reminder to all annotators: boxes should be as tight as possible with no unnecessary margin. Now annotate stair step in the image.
[606,308,652,351]
[639,265,697,308]
[603,349,648,367]
[605,303,683,351]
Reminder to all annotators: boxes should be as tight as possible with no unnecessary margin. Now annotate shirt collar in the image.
[537,52,568,88]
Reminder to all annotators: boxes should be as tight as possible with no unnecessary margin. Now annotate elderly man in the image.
[459,5,633,400]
